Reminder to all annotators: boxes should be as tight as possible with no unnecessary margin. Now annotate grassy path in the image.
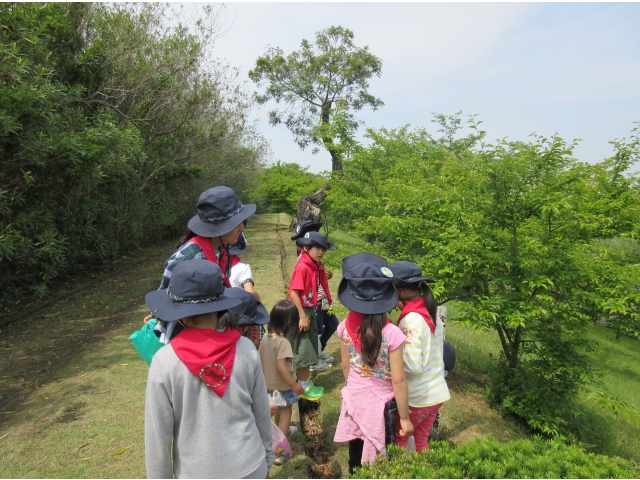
[7,213,635,478]
[0,213,527,478]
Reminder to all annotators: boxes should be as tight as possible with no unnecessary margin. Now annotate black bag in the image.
[383,398,398,446]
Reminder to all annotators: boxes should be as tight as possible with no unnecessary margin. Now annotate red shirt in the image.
[288,252,332,308]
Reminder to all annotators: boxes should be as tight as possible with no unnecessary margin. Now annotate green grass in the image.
[2,215,639,478]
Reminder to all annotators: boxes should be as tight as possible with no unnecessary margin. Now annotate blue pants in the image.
[316,306,339,351]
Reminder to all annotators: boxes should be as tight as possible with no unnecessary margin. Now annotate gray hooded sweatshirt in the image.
[145,336,274,478]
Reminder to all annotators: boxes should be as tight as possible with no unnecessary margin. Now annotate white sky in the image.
[184,2,640,174]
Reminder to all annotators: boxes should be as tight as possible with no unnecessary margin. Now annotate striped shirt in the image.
[397,312,450,408]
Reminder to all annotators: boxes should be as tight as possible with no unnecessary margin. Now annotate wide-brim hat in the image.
[296,231,335,251]
[388,261,435,287]
[338,261,398,315]
[224,287,270,326]
[341,252,388,276]
[187,186,256,238]
[146,259,242,322]
[291,220,323,240]
[228,232,247,256]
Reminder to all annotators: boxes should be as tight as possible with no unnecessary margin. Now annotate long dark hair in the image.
[269,299,299,338]
[359,313,387,368]
[401,282,438,321]
[175,228,197,251]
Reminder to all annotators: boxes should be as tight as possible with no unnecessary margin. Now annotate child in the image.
[146,186,258,342]
[290,219,323,256]
[389,261,450,452]
[258,299,305,465]
[144,259,274,478]
[229,233,265,345]
[333,253,414,475]
[291,221,335,371]
[225,287,270,349]
[287,231,336,399]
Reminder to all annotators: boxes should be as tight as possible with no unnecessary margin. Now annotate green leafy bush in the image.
[0,3,264,312]
[328,115,640,435]
[245,161,325,215]
[353,436,639,479]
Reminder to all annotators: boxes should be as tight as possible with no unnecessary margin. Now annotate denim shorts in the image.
[268,388,300,409]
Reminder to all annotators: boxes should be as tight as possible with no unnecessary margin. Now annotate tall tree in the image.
[249,26,383,171]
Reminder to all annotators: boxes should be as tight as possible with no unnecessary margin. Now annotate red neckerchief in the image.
[398,298,436,334]
[298,252,332,305]
[189,236,233,288]
[345,311,392,354]
[171,327,241,398]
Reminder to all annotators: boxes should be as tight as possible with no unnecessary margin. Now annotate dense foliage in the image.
[353,436,639,479]
[0,3,264,312]
[249,26,383,171]
[327,115,640,435]
[244,161,326,216]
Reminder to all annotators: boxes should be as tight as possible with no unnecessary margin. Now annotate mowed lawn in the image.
[1,214,639,478]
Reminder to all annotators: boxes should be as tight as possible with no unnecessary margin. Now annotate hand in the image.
[143,314,153,326]
[293,383,305,395]
[248,326,260,347]
[398,418,414,438]
[269,404,278,416]
[299,316,310,332]
[326,269,333,280]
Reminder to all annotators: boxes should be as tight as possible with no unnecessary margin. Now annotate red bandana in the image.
[398,298,436,334]
[189,236,240,288]
[171,327,241,398]
[297,252,332,305]
[345,311,392,354]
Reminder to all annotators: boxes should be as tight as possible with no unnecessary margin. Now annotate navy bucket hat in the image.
[388,261,435,287]
[338,261,398,315]
[296,231,335,251]
[145,260,242,322]
[228,232,247,256]
[224,287,270,326]
[341,252,388,275]
[187,186,256,238]
[291,220,323,240]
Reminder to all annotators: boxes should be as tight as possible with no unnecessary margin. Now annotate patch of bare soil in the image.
[298,399,339,479]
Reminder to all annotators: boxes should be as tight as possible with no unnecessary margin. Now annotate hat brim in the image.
[290,222,323,240]
[146,289,242,322]
[295,237,336,250]
[188,203,256,238]
[393,276,435,287]
[236,301,270,326]
[337,278,398,315]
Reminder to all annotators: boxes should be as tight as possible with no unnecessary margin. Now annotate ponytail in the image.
[359,313,386,367]
[401,282,438,323]
[422,283,438,323]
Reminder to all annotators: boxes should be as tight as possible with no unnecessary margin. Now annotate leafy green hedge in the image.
[353,436,638,479]
[0,4,263,312]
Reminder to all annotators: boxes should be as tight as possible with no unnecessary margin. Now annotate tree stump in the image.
[290,184,331,231]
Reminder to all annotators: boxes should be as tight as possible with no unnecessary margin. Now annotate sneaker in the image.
[310,361,331,372]
[319,351,334,363]
[300,381,324,401]
[288,426,298,436]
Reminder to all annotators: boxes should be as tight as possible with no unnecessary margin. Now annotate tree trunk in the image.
[321,102,342,171]
[295,184,331,225]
